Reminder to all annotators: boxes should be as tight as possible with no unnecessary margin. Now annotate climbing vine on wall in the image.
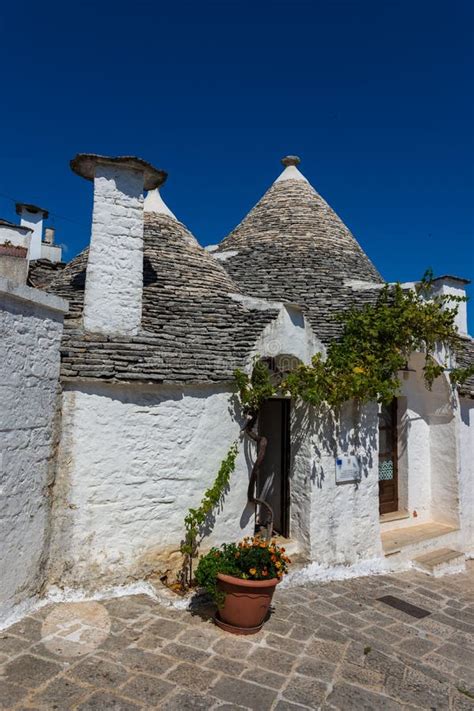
[180,441,239,586]
[236,271,474,411]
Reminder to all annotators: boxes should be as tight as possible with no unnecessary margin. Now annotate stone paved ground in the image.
[1,563,473,710]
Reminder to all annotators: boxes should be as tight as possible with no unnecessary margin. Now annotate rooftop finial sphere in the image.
[281,155,301,167]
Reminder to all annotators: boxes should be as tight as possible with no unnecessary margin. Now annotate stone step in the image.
[381,521,459,557]
[413,548,466,578]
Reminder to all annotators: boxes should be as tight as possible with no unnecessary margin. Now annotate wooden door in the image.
[257,399,290,536]
[378,400,398,515]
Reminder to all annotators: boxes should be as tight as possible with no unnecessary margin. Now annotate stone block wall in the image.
[47,381,254,590]
[0,278,67,622]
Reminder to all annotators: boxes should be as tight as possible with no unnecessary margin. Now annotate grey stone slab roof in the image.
[456,337,474,398]
[28,259,66,290]
[215,177,384,344]
[432,275,471,285]
[0,218,32,231]
[46,214,279,384]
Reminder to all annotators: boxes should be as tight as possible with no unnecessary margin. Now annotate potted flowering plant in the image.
[195,536,290,634]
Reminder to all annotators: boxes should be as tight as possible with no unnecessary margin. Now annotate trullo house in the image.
[0,152,473,621]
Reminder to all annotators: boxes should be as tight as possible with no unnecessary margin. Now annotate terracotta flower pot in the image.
[214,573,279,635]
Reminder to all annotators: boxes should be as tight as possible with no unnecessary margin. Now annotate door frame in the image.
[378,399,399,515]
[258,397,291,538]
[280,398,291,538]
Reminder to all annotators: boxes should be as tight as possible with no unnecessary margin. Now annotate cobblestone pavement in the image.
[1,563,473,710]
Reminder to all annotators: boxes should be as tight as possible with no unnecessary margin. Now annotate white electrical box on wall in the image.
[335,455,361,484]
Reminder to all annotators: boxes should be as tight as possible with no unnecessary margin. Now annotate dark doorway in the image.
[378,400,399,515]
[257,399,291,537]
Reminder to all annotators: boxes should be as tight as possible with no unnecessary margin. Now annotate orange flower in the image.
[249,567,257,576]
[271,555,277,562]
[280,547,285,553]
[275,561,282,569]
[262,569,268,576]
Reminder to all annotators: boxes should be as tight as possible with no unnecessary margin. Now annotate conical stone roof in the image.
[216,157,383,344]
[48,206,278,383]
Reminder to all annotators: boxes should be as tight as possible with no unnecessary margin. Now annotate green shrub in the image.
[195,537,291,604]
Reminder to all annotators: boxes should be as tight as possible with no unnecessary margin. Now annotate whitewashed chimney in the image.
[70,154,167,336]
[431,275,470,336]
[15,203,48,261]
[44,227,55,245]
[40,226,62,263]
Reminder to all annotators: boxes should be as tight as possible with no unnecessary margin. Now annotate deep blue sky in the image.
[1,1,473,324]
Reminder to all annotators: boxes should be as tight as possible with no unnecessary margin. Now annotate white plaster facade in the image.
[47,378,387,589]
[393,355,459,527]
[48,382,253,588]
[306,401,383,565]
[459,398,474,555]
[0,222,32,250]
[0,278,67,620]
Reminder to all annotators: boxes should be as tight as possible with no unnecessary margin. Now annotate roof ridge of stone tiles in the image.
[214,157,384,345]
[218,159,380,262]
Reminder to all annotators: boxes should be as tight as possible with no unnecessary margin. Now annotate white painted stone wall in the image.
[48,382,256,589]
[83,165,144,336]
[459,398,474,554]
[40,243,62,263]
[291,401,383,564]
[393,355,460,529]
[45,355,470,592]
[50,379,386,590]
[0,223,32,251]
[245,299,325,365]
[0,278,67,622]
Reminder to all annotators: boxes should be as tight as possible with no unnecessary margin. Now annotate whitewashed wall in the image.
[0,278,67,621]
[49,380,387,590]
[459,398,474,554]
[46,353,470,593]
[48,382,256,589]
[291,401,383,564]
[392,355,460,530]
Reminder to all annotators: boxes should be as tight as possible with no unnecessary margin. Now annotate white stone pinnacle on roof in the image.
[274,155,308,184]
[144,188,177,220]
